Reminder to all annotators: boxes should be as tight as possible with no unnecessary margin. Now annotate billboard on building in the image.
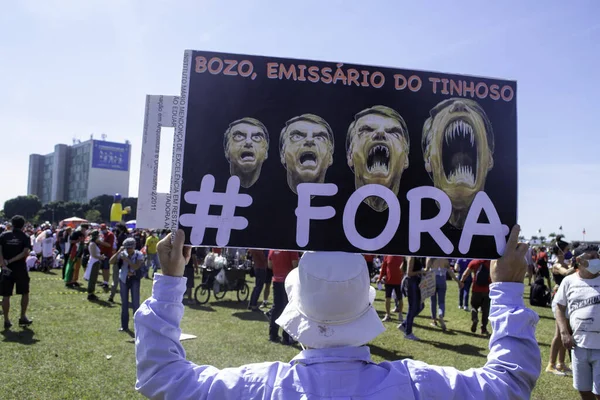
[92,141,130,171]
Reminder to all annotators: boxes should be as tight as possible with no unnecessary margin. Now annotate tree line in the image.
[1,195,137,224]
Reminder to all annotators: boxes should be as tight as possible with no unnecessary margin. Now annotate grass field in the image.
[0,269,579,399]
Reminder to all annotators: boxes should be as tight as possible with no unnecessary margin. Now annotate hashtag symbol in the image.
[179,175,253,246]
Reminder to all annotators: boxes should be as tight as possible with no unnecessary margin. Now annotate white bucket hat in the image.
[276,251,385,349]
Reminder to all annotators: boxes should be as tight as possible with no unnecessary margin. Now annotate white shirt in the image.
[554,272,600,349]
[134,277,541,399]
[32,234,42,253]
[42,237,55,258]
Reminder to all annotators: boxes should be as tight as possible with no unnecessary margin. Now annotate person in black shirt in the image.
[0,215,33,329]
[183,248,198,303]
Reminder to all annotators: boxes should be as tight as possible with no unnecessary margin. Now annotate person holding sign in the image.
[421,98,495,229]
[134,226,540,399]
[279,114,334,194]
[223,117,270,188]
[346,105,410,212]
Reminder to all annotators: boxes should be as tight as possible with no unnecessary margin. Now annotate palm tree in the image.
[540,236,547,245]
[549,232,556,238]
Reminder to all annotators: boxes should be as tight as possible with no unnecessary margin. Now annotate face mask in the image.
[585,258,600,274]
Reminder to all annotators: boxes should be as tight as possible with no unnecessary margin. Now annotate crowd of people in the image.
[1,215,599,398]
[0,216,170,332]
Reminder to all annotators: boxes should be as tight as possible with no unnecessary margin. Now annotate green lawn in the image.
[0,270,578,399]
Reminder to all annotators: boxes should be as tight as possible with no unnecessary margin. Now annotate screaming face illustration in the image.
[422,98,494,228]
[280,114,334,194]
[223,117,269,188]
[346,106,410,212]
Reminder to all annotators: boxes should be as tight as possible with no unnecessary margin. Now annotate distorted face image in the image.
[280,115,334,194]
[422,98,494,228]
[346,106,410,212]
[224,118,269,188]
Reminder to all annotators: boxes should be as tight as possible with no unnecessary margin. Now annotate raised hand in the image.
[491,225,528,283]
[157,230,191,277]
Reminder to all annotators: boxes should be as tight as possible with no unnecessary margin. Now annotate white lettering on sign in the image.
[459,191,510,255]
[183,175,508,255]
[180,175,253,246]
[407,186,454,254]
[342,184,401,251]
[294,182,508,255]
[295,183,338,247]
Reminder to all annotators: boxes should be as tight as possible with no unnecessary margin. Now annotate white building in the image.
[28,139,131,204]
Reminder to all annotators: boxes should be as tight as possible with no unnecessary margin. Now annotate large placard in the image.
[172,50,517,258]
[92,140,130,171]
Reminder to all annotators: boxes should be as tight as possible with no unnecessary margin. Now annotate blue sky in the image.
[1,0,598,241]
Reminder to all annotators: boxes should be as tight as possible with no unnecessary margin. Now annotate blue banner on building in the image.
[92,141,129,171]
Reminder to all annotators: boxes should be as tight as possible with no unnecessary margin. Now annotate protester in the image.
[376,255,404,323]
[454,258,472,310]
[40,229,55,273]
[109,238,143,331]
[248,249,268,311]
[428,258,462,331]
[109,223,129,303]
[554,244,600,399]
[262,262,273,308]
[64,223,89,287]
[545,238,577,375]
[98,224,115,289]
[267,250,299,344]
[133,226,541,399]
[462,259,492,335]
[183,247,196,303]
[86,230,106,301]
[363,253,375,278]
[144,231,160,279]
[398,256,428,340]
[0,215,33,330]
[26,251,39,271]
[536,246,553,290]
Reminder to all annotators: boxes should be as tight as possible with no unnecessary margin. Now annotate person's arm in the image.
[555,304,574,349]
[124,252,144,270]
[135,231,253,398]
[553,279,574,349]
[460,265,473,283]
[552,263,576,277]
[446,266,461,286]
[8,248,30,264]
[109,249,122,265]
[400,225,541,399]
[98,239,111,248]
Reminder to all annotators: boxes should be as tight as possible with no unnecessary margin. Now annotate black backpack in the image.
[475,263,490,286]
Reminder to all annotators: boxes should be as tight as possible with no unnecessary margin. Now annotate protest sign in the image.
[137,95,179,230]
[154,50,517,258]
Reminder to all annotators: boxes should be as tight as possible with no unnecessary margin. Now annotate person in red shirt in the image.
[461,259,492,335]
[376,256,404,322]
[363,254,375,278]
[268,250,299,344]
[99,224,115,289]
[536,248,552,289]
